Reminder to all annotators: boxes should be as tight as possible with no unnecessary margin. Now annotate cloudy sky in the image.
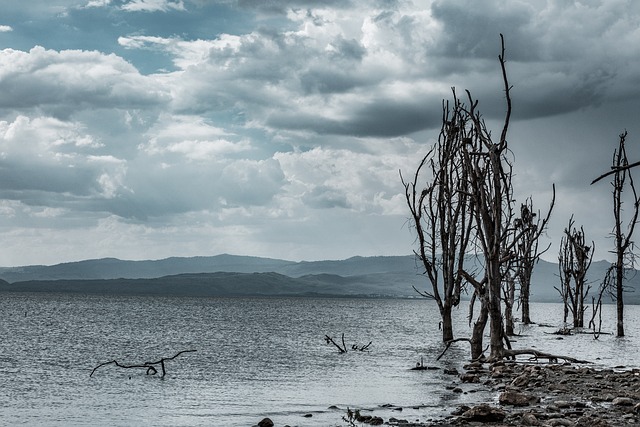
[1,0,639,266]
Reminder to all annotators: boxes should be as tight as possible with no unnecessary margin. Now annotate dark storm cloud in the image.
[267,97,440,137]
[429,0,539,61]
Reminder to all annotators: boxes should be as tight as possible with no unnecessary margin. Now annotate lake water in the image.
[1,294,639,426]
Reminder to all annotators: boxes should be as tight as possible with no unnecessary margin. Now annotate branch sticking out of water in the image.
[324,334,371,353]
[90,349,197,378]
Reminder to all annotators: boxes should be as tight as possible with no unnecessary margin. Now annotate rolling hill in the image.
[0,254,638,302]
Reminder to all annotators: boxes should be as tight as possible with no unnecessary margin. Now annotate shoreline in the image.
[340,361,640,427]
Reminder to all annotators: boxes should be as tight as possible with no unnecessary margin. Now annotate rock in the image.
[460,373,480,383]
[591,393,615,402]
[443,368,459,375]
[576,415,611,427]
[499,390,540,406]
[257,418,274,427]
[511,372,530,387]
[451,405,470,416]
[521,412,540,426]
[461,404,505,422]
[554,400,572,408]
[368,416,384,425]
[548,419,575,426]
[303,413,312,418]
[612,397,634,406]
[634,402,640,414]
[464,361,484,370]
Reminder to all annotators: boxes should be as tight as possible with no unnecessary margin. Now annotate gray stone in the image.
[257,418,274,427]
[521,412,540,426]
[511,373,530,387]
[460,373,480,383]
[461,404,505,422]
[548,419,575,426]
[554,400,572,408]
[499,390,540,406]
[612,397,634,406]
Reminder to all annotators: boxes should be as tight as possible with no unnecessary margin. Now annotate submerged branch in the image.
[90,349,197,378]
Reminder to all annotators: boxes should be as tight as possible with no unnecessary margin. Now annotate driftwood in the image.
[436,338,589,364]
[90,349,196,378]
[502,349,590,364]
[324,334,371,353]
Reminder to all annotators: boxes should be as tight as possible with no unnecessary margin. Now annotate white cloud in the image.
[82,0,111,7]
[0,46,169,116]
[0,25,13,32]
[121,0,185,12]
[0,115,129,202]
[139,114,251,160]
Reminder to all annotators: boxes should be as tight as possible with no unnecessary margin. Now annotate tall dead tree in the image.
[458,34,517,361]
[513,194,555,324]
[402,92,474,343]
[593,131,640,337]
[556,216,593,328]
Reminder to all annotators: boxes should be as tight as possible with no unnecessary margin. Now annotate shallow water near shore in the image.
[1,294,639,426]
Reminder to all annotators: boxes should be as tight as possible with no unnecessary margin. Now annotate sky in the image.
[1,0,640,266]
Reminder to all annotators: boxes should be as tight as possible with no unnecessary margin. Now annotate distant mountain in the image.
[0,271,418,298]
[0,254,638,302]
[0,254,296,282]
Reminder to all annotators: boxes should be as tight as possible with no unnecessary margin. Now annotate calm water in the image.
[1,294,639,426]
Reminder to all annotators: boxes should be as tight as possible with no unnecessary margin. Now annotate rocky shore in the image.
[379,361,640,427]
[253,360,640,427]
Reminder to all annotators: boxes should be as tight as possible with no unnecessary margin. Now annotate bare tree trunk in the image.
[616,254,625,337]
[442,300,455,342]
[504,274,515,336]
[593,131,639,338]
[470,289,489,360]
[521,281,531,324]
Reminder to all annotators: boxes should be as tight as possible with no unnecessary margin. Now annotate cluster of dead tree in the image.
[324,334,372,353]
[556,130,639,339]
[402,34,639,363]
[90,349,196,378]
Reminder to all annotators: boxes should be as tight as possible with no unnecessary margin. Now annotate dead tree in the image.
[458,33,519,361]
[555,216,593,328]
[428,35,561,364]
[593,131,640,337]
[513,194,555,324]
[90,349,196,378]
[589,277,608,339]
[401,94,474,343]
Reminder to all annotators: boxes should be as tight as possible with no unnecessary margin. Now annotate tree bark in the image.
[616,256,625,337]
[470,293,489,360]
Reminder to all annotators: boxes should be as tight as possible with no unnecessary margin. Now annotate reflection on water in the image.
[0,293,638,426]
